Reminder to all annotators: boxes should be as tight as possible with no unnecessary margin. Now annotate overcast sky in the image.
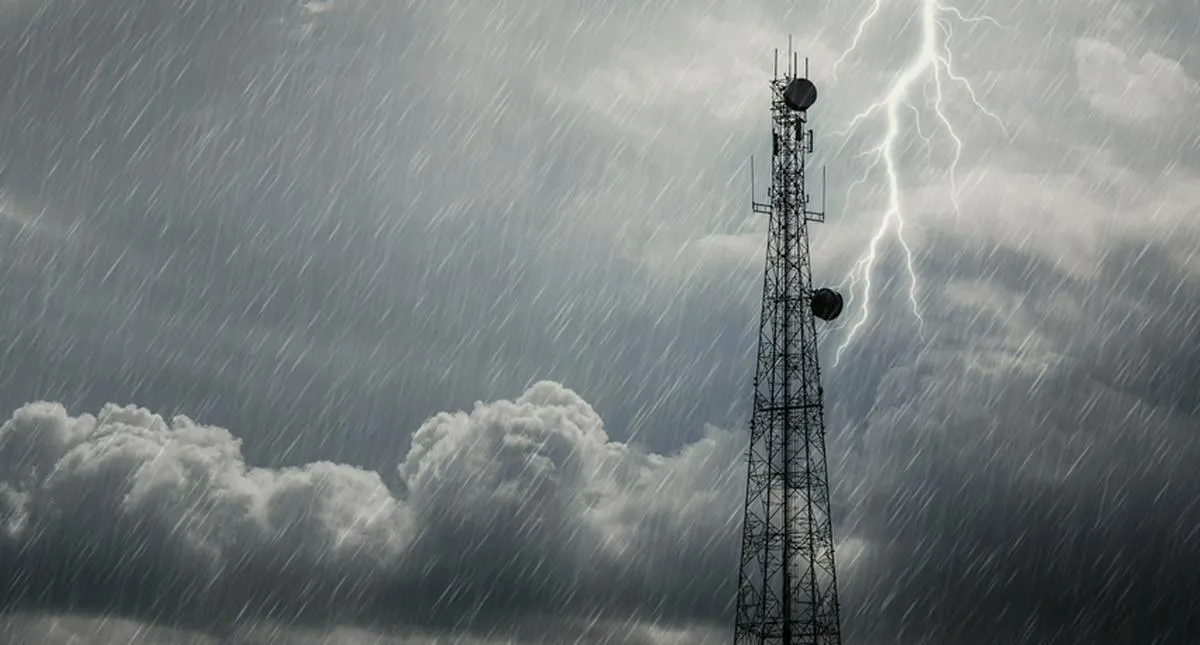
[0,0,1197,643]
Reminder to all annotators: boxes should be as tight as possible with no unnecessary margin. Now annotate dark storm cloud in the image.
[0,0,761,480]
[0,381,746,638]
[5,230,1197,644]
[0,0,452,470]
[847,359,1200,643]
[826,232,1200,645]
[0,611,725,645]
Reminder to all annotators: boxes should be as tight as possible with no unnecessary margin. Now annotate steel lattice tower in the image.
[733,49,845,645]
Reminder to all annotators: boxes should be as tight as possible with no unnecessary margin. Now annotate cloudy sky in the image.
[0,0,1197,643]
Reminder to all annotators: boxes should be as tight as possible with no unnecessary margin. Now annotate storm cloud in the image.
[837,243,1200,644]
[0,0,1198,642]
[0,382,746,638]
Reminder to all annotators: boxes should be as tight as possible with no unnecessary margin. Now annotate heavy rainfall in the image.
[0,0,1198,644]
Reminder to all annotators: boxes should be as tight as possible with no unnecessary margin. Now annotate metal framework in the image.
[733,50,843,645]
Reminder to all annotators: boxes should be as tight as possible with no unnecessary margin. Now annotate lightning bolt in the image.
[828,0,1009,365]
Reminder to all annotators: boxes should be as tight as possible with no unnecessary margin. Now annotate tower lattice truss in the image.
[733,55,845,645]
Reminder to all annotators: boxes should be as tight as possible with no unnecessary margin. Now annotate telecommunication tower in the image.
[733,45,846,645]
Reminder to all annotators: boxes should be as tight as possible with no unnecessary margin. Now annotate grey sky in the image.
[0,0,1198,643]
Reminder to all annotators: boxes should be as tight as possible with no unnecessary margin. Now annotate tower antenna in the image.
[733,45,844,645]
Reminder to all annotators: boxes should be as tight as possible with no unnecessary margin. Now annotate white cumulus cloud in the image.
[0,381,753,637]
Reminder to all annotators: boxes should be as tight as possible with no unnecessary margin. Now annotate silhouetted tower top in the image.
[733,42,844,645]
